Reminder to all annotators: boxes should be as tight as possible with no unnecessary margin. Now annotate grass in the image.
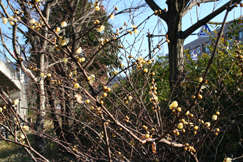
[0,138,31,162]
[0,119,62,162]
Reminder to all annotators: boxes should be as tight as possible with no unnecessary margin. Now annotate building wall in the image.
[184,20,243,58]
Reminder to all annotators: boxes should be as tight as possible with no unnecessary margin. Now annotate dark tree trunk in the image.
[167,13,185,98]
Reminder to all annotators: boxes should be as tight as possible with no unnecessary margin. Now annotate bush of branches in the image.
[0,0,243,162]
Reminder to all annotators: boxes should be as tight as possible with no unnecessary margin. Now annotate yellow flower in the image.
[13,98,19,105]
[95,6,100,11]
[76,47,83,54]
[178,123,183,129]
[23,125,29,130]
[109,13,115,19]
[224,157,232,162]
[169,104,174,110]
[29,19,36,24]
[74,83,79,89]
[80,57,85,62]
[9,21,14,26]
[212,114,218,120]
[143,68,148,73]
[61,21,67,28]
[59,38,69,46]
[185,111,190,115]
[55,27,61,32]
[134,29,138,34]
[0,107,2,113]
[198,77,203,83]
[171,101,178,108]
[128,96,133,101]
[86,99,90,104]
[90,74,95,80]
[114,70,118,75]
[2,17,8,25]
[97,25,105,33]
[131,24,137,29]
[194,126,198,130]
[205,122,210,128]
[99,38,104,44]
[40,73,45,77]
[63,57,68,64]
[198,94,203,99]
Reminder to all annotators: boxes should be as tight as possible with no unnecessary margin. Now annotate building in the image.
[0,58,27,119]
[184,18,243,60]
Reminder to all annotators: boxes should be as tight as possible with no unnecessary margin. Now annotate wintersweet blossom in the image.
[99,38,104,44]
[59,38,69,46]
[97,25,105,33]
[109,13,115,19]
[178,123,183,129]
[61,21,67,28]
[212,114,218,120]
[63,57,68,63]
[13,98,19,105]
[76,47,83,54]
[134,29,138,34]
[223,157,232,162]
[205,122,211,128]
[0,107,2,113]
[198,77,203,83]
[131,24,137,29]
[95,6,100,11]
[74,83,79,89]
[40,73,45,77]
[171,101,178,108]
[29,19,36,24]
[23,125,29,130]
[128,96,133,101]
[2,17,8,25]
[9,21,14,25]
[55,27,61,32]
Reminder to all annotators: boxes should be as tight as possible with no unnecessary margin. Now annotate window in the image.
[196,46,201,56]
[238,31,243,39]
[203,43,210,53]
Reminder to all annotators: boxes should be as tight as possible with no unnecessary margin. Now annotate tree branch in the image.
[145,0,169,23]
[182,0,240,39]
[182,0,220,17]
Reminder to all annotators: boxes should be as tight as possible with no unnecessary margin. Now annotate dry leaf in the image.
[152,142,156,153]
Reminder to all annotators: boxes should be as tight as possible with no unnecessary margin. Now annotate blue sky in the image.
[105,0,243,58]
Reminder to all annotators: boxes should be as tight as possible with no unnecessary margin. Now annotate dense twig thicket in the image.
[0,0,243,161]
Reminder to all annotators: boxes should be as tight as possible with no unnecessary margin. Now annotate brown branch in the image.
[182,0,240,39]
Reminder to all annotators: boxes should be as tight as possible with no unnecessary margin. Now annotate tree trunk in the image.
[34,53,46,155]
[167,15,185,99]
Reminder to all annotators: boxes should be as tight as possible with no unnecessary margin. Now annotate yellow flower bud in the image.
[198,77,203,83]
[178,123,183,129]
[74,83,79,89]
[63,57,68,63]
